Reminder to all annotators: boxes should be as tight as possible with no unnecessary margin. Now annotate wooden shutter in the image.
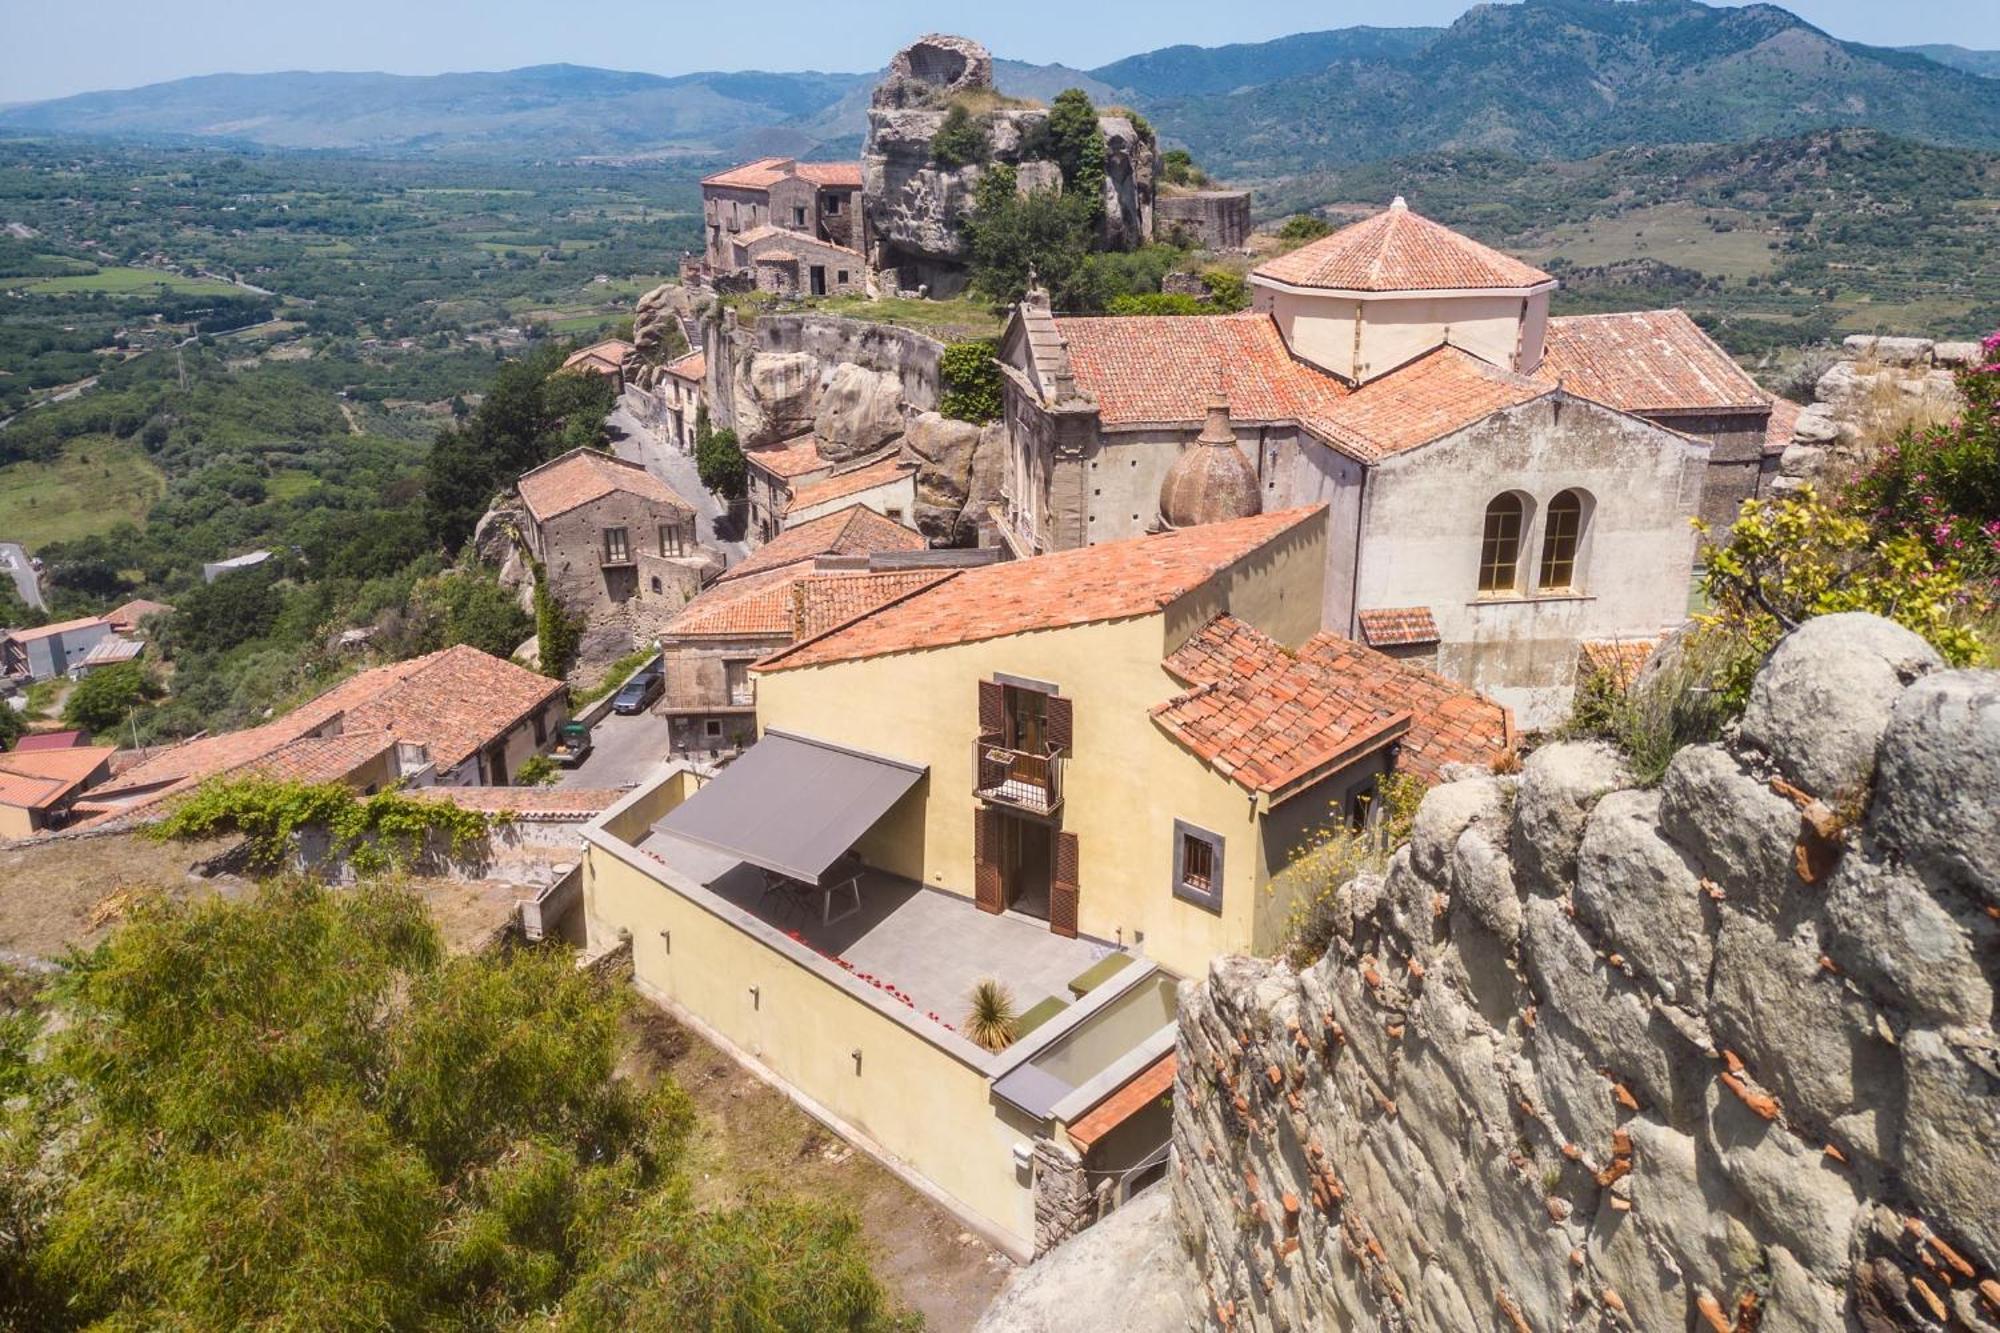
[978,678,1005,741]
[974,808,1004,915]
[1050,830,1080,939]
[1045,694,1073,756]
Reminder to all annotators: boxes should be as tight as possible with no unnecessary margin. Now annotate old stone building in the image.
[700,157,866,275]
[560,338,633,392]
[516,448,708,635]
[742,433,919,545]
[656,350,704,453]
[996,199,1777,724]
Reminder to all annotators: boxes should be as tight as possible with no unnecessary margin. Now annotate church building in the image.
[994,199,1777,724]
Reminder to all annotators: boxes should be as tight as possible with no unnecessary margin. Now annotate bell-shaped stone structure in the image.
[1158,386,1260,530]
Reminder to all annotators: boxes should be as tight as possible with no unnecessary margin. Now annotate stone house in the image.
[742,434,919,545]
[727,227,868,298]
[701,157,866,274]
[657,350,705,453]
[516,448,706,635]
[561,339,634,392]
[660,504,928,751]
[995,199,1770,724]
[575,507,1507,1258]
[71,644,571,828]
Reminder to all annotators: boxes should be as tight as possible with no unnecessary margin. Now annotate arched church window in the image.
[1478,494,1525,594]
[1538,489,1587,591]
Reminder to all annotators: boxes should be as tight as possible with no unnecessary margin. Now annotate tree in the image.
[694,418,747,502]
[0,881,904,1329]
[0,705,22,752]
[534,572,583,680]
[964,165,1102,312]
[1278,213,1333,244]
[1159,149,1208,188]
[930,103,990,168]
[425,569,532,660]
[61,661,154,734]
[173,571,284,655]
[1044,89,1107,224]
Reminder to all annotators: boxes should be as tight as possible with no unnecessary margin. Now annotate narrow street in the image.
[607,392,750,566]
[557,705,674,790]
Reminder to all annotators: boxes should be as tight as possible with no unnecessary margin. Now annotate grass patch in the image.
[799,293,1004,340]
[16,267,244,296]
[265,470,318,501]
[1521,204,1779,282]
[0,434,165,546]
[572,647,657,707]
[546,311,624,335]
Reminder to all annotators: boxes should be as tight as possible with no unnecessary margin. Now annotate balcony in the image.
[974,741,1063,817]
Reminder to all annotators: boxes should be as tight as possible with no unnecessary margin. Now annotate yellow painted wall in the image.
[584,837,1040,1251]
[0,804,39,840]
[1258,286,1549,383]
[754,517,1337,980]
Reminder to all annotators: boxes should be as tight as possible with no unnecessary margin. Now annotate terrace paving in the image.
[638,830,1113,1027]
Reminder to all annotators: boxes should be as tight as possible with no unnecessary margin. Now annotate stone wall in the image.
[1173,613,2000,1331]
[1775,336,1976,495]
[1157,191,1254,251]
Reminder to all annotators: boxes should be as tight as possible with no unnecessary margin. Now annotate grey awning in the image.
[651,729,926,884]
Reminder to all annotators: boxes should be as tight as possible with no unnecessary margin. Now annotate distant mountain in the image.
[0,64,872,158]
[1903,45,2000,79]
[1153,0,2000,176]
[1089,28,1440,99]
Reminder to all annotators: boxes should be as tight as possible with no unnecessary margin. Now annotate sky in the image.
[3,0,1998,104]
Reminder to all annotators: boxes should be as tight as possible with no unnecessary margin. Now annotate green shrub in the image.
[149,777,498,874]
[1278,213,1333,244]
[939,340,1003,423]
[693,413,746,501]
[1559,640,1734,786]
[533,568,583,680]
[1106,293,1209,316]
[931,103,990,168]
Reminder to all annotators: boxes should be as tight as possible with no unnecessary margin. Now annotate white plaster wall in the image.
[788,471,918,529]
[1355,396,1707,726]
[1258,287,1546,382]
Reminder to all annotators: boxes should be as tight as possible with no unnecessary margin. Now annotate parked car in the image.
[549,719,594,767]
[611,665,663,715]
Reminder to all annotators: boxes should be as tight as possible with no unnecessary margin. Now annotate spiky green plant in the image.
[962,978,1020,1053]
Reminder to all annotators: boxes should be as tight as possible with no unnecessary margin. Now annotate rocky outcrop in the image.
[730,350,819,448]
[905,410,1006,543]
[862,34,1155,296]
[812,362,905,460]
[1775,336,1971,493]
[1173,614,1999,1332]
[976,1188,1198,1333]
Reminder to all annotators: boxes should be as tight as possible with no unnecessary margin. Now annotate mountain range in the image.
[2,0,1997,173]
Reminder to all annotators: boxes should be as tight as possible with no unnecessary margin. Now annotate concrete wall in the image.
[753,513,1335,979]
[1356,395,1708,727]
[582,787,1043,1255]
[1256,286,1549,383]
[1173,617,2000,1333]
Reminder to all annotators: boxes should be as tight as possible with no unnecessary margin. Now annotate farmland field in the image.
[0,434,165,545]
[14,266,246,296]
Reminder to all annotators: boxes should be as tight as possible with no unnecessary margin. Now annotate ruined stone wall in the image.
[1774,336,1976,496]
[1173,613,2000,1332]
[1157,191,1254,251]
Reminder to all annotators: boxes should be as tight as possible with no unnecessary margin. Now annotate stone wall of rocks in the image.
[1173,613,2000,1331]
[1774,335,1977,495]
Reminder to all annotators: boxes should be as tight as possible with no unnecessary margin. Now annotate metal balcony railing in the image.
[974,741,1063,817]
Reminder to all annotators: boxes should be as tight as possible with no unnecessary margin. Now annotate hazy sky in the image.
[3,0,1997,103]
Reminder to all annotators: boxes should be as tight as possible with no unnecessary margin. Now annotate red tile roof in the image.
[1307,347,1552,459]
[1540,311,1770,415]
[104,599,172,631]
[1356,607,1440,648]
[756,250,798,264]
[561,339,633,375]
[1067,1052,1178,1150]
[0,744,114,810]
[11,729,89,752]
[1056,312,1351,429]
[241,731,397,785]
[744,434,831,481]
[664,350,706,382]
[760,507,1326,673]
[517,448,694,523]
[791,570,952,641]
[1765,396,1803,454]
[716,505,926,584]
[1254,201,1553,293]
[1296,633,1513,783]
[788,457,916,513]
[1154,616,1413,799]
[702,158,862,190]
[663,569,802,639]
[1579,637,1661,691]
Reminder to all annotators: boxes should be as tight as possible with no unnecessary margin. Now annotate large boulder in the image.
[1841,334,1933,366]
[1739,613,1943,804]
[1574,790,1711,1006]
[732,350,819,447]
[1821,859,1994,1027]
[1867,669,2000,907]
[812,362,905,459]
[1510,741,1631,897]
[904,410,983,507]
[1657,744,1803,920]
[872,34,993,110]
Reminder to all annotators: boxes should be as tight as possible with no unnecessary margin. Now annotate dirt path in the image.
[624,1008,1013,1331]
[338,401,363,435]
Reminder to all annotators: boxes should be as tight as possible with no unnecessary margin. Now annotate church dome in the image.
[1159,388,1260,530]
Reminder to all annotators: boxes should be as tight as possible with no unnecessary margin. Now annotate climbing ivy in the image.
[149,777,501,876]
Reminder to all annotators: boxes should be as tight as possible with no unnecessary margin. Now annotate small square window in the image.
[704,719,723,739]
[1172,819,1224,913]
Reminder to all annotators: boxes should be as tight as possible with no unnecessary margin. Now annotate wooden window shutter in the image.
[1050,830,1080,939]
[974,808,1004,915]
[978,678,1005,740]
[1045,694,1073,755]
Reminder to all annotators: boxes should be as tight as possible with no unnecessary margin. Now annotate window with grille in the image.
[1538,489,1585,591]
[726,660,753,706]
[1478,494,1525,594]
[1172,819,1224,912]
[603,527,630,563]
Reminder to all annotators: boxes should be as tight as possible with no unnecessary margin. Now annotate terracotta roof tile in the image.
[1306,347,1552,459]
[790,570,953,640]
[0,744,114,809]
[716,505,926,584]
[664,350,706,382]
[104,598,172,631]
[11,730,89,751]
[1067,1052,1177,1150]
[1356,607,1440,647]
[517,447,694,523]
[663,569,802,639]
[1254,202,1553,293]
[760,507,1326,673]
[1579,637,1661,691]
[1296,633,1513,783]
[744,434,830,481]
[1055,312,1351,430]
[701,158,861,190]
[788,456,915,512]
[1765,396,1803,454]
[1540,311,1769,414]
[241,731,397,785]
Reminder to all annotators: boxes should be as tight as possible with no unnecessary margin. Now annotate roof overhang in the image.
[1250,274,1559,303]
[650,729,926,884]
